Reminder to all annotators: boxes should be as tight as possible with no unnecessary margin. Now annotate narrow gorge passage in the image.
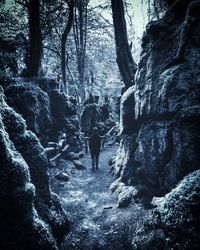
[1,0,200,249]
[50,144,148,250]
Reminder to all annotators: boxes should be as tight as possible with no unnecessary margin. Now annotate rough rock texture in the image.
[2,78,81,151]
[4,81,51,143]
[113,0,200,199]
[81,102,115,136]
[0,86,69,249]
[0,86,58,250]
[132,170,200,249]
[49,88,81,152]
[55,172,70,182]
[110,178,138,208]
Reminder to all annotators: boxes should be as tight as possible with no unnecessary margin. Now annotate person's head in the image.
[92,127,98,134]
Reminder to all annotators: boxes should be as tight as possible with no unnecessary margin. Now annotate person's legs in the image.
[95,152,100,169]
[92,157,95,169]
[90,152,95,169]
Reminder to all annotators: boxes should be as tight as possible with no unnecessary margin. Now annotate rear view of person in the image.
[89,127,101,170]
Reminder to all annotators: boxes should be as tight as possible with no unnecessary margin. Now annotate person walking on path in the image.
[89,127,102,170]
[81,125,118,170]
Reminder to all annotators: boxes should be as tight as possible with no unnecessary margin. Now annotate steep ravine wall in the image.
[0,86,69,249]
[113,0,200,199]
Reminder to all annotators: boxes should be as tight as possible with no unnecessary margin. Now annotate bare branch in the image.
[43,45,61,58]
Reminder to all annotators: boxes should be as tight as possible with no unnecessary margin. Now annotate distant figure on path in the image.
[89,127,101,170]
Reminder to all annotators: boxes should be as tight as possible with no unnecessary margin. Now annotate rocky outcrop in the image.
[4,80,51,144]
[112,0,200,200]
[132,170,200,249]
[48,88,81,152]
[81,102,115,136]
[0,86,69,249]
[2,78,81,151]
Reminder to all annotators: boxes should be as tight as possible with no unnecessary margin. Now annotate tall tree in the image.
[61,0,74,93]
[16,0,42,77]
[111,0,137,91]
[73,0,89,102]
[27,0,42,77]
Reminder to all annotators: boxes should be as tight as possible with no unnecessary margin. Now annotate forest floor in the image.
[50,143,148,250]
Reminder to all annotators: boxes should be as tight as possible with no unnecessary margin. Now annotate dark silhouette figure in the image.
[89,127,101,170]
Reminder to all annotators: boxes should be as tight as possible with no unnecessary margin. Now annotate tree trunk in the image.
[27,0,42,77]
[61,0,74,93]
[73,0,88,103]
[111,0,137,91]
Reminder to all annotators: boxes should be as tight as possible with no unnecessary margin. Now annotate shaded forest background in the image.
[0,0,162,102]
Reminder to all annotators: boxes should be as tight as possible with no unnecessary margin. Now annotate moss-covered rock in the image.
[112,0,200,200]
[4,80,51,145]
[0,86,58,250]
[0,86,69,249]
[152,169,200,249]
[49,89,81,152]
[132,170,200,249]
[2,78,82,151]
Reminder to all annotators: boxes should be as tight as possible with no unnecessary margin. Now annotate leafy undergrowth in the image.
[50,144,148,250]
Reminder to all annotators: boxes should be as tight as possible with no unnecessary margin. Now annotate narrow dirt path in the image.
[50,144,148,250]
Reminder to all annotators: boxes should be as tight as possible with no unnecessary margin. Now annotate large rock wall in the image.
[2,78,81,151]
[48,88,81,152]
[114,0,200,199]
[0,86,69,249]
[4,81,51,139]
[132,170,200,249]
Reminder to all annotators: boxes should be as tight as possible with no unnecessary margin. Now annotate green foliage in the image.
[0,3,27,41]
